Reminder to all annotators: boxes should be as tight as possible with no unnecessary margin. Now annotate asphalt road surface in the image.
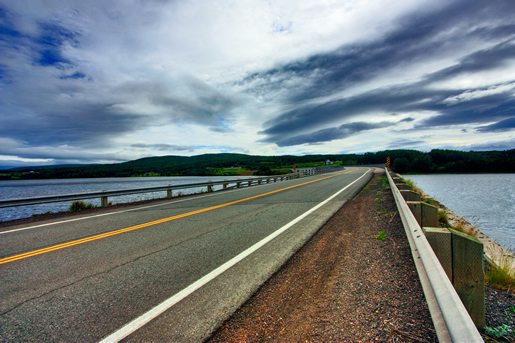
[0,167,372,342]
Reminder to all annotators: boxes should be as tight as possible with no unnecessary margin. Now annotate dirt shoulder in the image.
[207,170,437,342]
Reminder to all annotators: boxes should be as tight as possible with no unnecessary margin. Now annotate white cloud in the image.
[442,82,515,105]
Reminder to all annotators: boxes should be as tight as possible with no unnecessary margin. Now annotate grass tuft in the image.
[438,210,448,225]
[404,178,423,194]
[485,245,515,292]
[69,200,96,212]
[452,221,478,237]
[375,231,386,241]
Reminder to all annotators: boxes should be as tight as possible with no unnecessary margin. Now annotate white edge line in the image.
[99,169,370,343]
[0,177,300,235]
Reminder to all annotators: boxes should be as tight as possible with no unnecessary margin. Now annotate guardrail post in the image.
[237,182,241,188]
[407,201,438,227]
[248,181,252,187]
[167,189,172,198]
[258,179,262,185]
[101,196,108,207]
[449,228,485,328]
[207,185,213,193]
[400,190,421,201]
[223,183,228,190]
[396,183,411,191]
[266,179,270,183]
[423,227,453,282]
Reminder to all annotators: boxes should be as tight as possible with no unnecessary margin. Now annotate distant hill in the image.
[3,164,99,172]
[1,149,514,180]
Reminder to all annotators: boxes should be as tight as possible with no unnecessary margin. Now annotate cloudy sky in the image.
[1,0,514,168]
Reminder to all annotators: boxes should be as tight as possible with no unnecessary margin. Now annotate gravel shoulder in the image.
[207,170,438,342]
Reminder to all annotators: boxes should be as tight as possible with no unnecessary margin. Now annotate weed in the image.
[483,324,513,340]
[422,197,439,207]
[438,210,448,225]
[376,231,386,241]
[360,182,371,193]
[404,178,423,194]
[380,176,390,189]
[378,210,389,215]
[485,245,515,291]
[505,305,515,316]
[374,198,382,203]
[69,200,96,212]
[376,191,383,196]
[453,221,478,237]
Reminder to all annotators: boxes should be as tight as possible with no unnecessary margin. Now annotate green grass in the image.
[483,324,513,340]
[438,210,448,225]
[360,182,371,194]
[380,176,390,189]
[375,231,386,241]
[485,246,515,291]
[69,200,96,212]
[404,178,423,194]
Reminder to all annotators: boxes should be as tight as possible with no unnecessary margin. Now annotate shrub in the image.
[376,231,386,241]
[69,200,96,212]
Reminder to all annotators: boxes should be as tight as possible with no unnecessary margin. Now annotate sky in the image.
[1,0,515,169]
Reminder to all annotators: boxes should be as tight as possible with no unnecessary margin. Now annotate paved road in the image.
[0,168,372,342]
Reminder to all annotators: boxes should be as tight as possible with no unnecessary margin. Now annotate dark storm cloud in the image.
[387,139,426,149]
[270,121,396,147]
[476,118,515,133]
[131,143,195,152]
[248,0,515,146]
[0,103,145,148]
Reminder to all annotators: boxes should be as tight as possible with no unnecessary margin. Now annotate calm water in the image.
[0,176,254,221]
[405,174,515,250]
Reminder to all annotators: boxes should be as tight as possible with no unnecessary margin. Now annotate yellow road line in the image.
[0,168,358,265]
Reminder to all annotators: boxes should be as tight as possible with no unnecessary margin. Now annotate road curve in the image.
[0,168,371,342]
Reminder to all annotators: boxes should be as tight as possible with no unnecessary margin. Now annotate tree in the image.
[392,158,410,173]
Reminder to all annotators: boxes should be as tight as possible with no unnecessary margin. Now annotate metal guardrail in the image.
[386,169,483,342]
[0,166,345,209]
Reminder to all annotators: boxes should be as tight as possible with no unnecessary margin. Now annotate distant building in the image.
[326,159,333,165]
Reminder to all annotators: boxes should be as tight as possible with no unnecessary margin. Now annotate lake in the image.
[0,176,254,221]
[405,174,515,250]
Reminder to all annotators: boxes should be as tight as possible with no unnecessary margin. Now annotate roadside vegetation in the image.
[69,200,96,212]
[485,245,515,292]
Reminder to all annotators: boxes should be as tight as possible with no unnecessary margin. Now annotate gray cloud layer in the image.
[246,0,515,146]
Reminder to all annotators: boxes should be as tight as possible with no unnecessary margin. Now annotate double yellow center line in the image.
[0,169,358,265]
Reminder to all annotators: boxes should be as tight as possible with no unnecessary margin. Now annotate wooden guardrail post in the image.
[167,189,172,198]
[400,190,421,201]
[101,196,108,207]
[407,201,438,227]
[207,185,213,193]
[423,227,453,282]
[223,183,228,190]
[237,182,241,188]
[449,228,485,328]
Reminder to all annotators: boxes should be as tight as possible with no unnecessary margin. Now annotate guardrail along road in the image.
[0,168,371,342]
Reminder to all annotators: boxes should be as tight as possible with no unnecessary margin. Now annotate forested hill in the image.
[1,149,514,180]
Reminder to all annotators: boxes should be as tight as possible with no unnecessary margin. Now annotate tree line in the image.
[1,149,514,180]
